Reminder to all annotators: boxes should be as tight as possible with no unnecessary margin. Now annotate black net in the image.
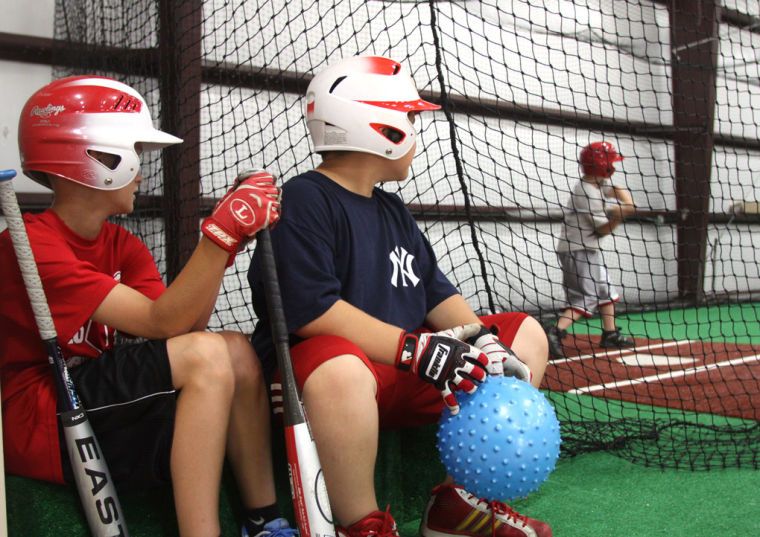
[50,0,760,469]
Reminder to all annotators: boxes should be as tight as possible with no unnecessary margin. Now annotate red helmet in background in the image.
[18,75,182,190]
[579,141,623,178]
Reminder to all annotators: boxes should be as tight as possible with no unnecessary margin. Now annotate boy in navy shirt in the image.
[249,56,551,537]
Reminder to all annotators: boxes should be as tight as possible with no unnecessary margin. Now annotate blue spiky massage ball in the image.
[436,376,561,501]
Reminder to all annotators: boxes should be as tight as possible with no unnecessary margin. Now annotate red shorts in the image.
[272,312,528,429]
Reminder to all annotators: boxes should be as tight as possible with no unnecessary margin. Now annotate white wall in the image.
[3,0,760,314]
[0,0,56,193]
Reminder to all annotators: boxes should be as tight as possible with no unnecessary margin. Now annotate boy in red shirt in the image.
[0,76,295,537]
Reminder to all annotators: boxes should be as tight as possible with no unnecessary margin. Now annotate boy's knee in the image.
[519,316,549,360]
[510,316,549,387]
[170,331,235,389]
[218,330,262,382]
[302,354,376,401]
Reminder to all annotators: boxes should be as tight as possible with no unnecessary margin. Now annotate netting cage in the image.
[46,0,760,470]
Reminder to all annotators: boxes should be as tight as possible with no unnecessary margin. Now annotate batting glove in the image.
[469,324,532,382]
[201,170,281,257]
[395,324,489,415]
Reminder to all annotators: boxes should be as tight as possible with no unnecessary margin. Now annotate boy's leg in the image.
[556,308,582,331]
[167,331,236,537]
[300,353,380,527]
[599,302,617,332]
[218,331,277,510]
[375,353,553,537]
[598,303,635,348]
[546,308,583,359]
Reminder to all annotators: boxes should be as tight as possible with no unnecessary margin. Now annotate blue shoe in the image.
[242,518,300,537]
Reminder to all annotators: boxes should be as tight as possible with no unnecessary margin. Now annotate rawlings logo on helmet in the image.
[30,105,66,119]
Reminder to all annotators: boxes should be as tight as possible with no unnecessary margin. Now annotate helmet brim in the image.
[360,99,441,112]
[138,128,183,151]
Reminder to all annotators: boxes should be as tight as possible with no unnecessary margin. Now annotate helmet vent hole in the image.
[329,76,347,94]
[112,94,141,112]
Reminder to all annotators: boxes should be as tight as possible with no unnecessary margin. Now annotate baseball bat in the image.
[257,227,335,537]
[0,170,129,537]
[0,174,7,537]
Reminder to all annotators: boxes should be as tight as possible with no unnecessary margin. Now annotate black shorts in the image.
[59,339,176,492]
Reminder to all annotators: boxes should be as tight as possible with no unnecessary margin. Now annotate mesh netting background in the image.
[50,0,760,469]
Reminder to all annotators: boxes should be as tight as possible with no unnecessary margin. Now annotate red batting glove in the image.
[201,170,281,257]
[395,324,488,415]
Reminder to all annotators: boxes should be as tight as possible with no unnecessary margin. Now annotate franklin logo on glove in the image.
[425,343,450,380]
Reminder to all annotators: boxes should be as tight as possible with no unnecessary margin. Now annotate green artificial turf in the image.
[7,303,760,535]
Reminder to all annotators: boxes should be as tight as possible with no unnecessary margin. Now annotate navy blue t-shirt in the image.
[248,170,458,378]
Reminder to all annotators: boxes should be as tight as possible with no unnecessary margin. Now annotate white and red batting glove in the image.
[395,324,489,415]
[201,170,281,261]
[469,324,532,382]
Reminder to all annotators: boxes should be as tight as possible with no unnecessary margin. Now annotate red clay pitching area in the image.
[542,334,760,421]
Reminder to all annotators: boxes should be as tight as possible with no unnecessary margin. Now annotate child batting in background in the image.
[0,76,296,537]
[545,141,636,359]
[248,56,551,537]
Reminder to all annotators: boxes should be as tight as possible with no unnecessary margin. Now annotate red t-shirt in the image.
[0,209,166,483]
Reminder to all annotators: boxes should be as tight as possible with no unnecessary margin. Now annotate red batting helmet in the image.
[579,141,623,178]
[18,75,182,190]
[305,55,440,160]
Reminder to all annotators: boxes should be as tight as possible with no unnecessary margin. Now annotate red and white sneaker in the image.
[420,484,552,537]
[336,508,400,537]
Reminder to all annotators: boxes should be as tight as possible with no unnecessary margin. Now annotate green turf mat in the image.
[7,422,760,537]
[566,302,760,343]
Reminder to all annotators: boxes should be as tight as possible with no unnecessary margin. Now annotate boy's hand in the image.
[395,324,488,415]
[201,170,281,254]
[468,325,532,382]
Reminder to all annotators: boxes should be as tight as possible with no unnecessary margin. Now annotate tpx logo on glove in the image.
[424,342,451,381]
[203,223,236,247]
[230,199,255,225]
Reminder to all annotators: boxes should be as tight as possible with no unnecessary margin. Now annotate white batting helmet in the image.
[305,55,440,160]
[18,75,182,190]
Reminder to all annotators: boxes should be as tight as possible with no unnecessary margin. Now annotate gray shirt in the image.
[556,178,612,253]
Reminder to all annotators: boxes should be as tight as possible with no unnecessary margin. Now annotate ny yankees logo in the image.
[389,246,420,287]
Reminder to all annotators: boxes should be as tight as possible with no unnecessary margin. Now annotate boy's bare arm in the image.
[609,184,634,205]
[424,294,482,331]
[93,172,281,338]
[92,238,231,338]
[294,294,484,366]
[295,299,404,366]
